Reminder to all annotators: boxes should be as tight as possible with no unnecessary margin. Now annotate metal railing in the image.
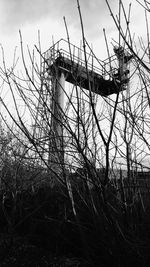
[42,39,118,80]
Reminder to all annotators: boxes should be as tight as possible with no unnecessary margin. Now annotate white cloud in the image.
[0,0,149,64]
[0,0,116,37]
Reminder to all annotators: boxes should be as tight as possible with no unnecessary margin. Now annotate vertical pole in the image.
[53,71,65,137]
[49,71,65,174]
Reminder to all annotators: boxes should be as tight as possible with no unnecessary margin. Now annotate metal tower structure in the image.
[42,39,126,97]
[34,39,132,170]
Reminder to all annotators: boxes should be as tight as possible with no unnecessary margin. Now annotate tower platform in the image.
[43,39,125,97]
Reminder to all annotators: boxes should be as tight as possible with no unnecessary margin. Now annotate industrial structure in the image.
[34,39,132,170]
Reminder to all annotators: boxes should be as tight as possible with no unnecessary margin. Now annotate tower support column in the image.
[53,71,65,136]
[49,71,66,175]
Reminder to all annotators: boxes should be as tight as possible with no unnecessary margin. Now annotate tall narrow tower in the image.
[37,39,130,173]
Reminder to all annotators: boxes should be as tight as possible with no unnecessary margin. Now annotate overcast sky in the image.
[0,0,148,65]
[0,0,116,36]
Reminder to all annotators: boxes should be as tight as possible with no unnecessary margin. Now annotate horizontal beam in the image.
[48,56,125,97]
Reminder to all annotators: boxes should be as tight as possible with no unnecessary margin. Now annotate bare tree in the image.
[1,0,150,265]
